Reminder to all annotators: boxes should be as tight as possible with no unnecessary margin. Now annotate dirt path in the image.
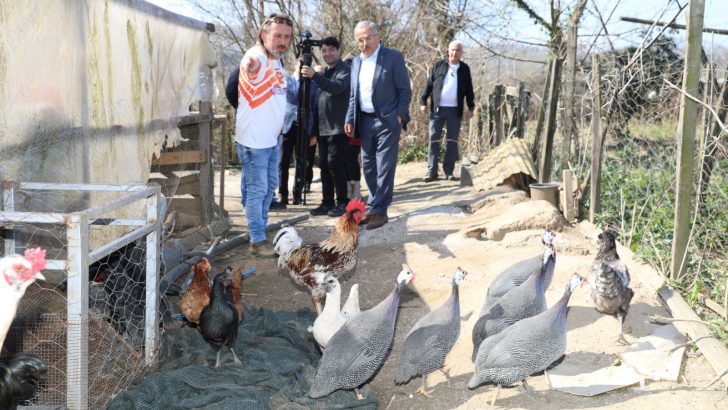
[216,162,727,409]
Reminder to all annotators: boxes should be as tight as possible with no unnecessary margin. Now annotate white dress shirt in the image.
[439,63,459,107]
[358,45,381,113]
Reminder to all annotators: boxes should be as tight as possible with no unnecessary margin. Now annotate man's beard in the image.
[267,46,286,59]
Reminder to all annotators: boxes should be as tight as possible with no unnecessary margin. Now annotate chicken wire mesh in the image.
[1,184,163,409]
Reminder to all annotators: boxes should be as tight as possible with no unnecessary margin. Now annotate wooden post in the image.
[562,169,575,221]
[515,81,527,139]
[488,90,496,147]
[671,0,705,280]
[539,58,564,183]
[590,54,603,222]
[533,59,553,162]
[494,84,505,146]
[561,0,588,173]
[198,102,214,225]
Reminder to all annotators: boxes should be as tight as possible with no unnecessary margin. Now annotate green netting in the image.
[107,306,377,410]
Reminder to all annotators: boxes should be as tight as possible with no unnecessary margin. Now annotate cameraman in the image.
[301,37,351,217]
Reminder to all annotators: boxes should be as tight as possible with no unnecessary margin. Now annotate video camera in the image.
[295,31,323,66]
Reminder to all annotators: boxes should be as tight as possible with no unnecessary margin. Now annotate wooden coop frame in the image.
[0,181,162,410]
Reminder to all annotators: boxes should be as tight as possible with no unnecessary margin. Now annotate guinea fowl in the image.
[469,274,585,406]
[395,267,467,398]
[199,270,241,367]
[483,230,557,312]
[472,246,555,362]
[588,224,634,345]
[308,264,416,400]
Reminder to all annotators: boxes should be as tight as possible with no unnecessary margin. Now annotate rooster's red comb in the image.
[346,198,366,214]
[23,247,47,272]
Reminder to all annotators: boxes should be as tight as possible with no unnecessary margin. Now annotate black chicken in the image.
[199,270,241,367]
[0,353,48,409]
[588,224,634,345]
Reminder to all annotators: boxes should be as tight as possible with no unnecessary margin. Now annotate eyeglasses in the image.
[264,16,293,27]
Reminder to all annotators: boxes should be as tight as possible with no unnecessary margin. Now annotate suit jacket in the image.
[420,59,475,118]
[345,46,412,138]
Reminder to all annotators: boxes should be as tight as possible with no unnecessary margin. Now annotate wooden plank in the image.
[659,287,728,389]
[620,16,728,36]
[705,298,728,320]
[590,54,603,222]
[505,86,519,97]
[671,0,705,280]
[151,150,205,165]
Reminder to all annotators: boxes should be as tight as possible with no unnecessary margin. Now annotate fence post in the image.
[533,59,553,162]
[199,101,213,225]
[494,84,505,146]
[515,81,527,139]
[539,58,564,182]
[144,188,161,366]
[67,213,90,410]
[590,54,603,222]
[671,0,705,280]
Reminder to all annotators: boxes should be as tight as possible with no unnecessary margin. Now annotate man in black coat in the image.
[420,40,475,182]
[301,36,351,217]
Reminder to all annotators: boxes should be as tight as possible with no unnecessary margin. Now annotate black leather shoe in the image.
[424,175,437,183]
[327,203,347,217]
[366,213,388,230]
[292,195,302,205]
[445,175,460,181]
[269,200,286,210]
[310,204,332,216]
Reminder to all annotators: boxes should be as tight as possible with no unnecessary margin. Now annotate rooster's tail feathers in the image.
[273,227,303,263]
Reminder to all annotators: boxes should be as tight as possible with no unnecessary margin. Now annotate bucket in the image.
[529,183,560,209]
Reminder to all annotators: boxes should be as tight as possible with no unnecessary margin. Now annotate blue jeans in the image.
[236,142,279,243]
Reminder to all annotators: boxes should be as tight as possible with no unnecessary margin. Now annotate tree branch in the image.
[511,0,553,33]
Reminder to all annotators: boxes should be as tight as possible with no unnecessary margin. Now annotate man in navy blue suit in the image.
[344,21,411,230]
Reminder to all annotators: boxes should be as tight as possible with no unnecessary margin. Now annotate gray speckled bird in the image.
[482,230,556,313]
[394,267,467,398]
[308,264,416,400]
[471,246,554,361]
[468,274,584,406]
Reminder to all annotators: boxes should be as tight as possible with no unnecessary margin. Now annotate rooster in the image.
[588,224,634,345]
[273,198,366,312]
[1,248,47,351]
[0,248,48,408]
[0,353,48,409]
[179,258,212,325]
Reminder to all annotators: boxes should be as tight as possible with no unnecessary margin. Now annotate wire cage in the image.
[0,181,162,410]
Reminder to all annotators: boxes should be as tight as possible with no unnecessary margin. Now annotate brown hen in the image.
[179,257,211,325]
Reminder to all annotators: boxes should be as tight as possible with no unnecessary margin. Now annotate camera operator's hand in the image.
[420,105,428,116]
[300,65,315,78]
[314,65,324,74]
[344,123,353,138]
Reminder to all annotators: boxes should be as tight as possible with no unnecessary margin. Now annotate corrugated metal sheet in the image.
[468,138,537,191]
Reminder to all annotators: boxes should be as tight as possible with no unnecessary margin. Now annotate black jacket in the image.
[311,59,351,136]
[225,67,240,109]
[420,59,475,118]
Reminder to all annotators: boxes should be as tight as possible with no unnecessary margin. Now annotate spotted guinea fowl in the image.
[471,246,554,362]
[395,267,467,398]
[588,224,634,345]
[469,274,584,406]
[308,264,416,400]
[482,230,556,313]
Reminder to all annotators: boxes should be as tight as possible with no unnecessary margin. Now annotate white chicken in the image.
[308,275,360,349]
[0,248,47,351]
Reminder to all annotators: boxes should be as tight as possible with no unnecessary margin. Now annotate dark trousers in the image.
[427,106,461,177]
[345,143,361,181]
[280,123,315,201]
[318,134,349,206]
[358,115,400,215]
